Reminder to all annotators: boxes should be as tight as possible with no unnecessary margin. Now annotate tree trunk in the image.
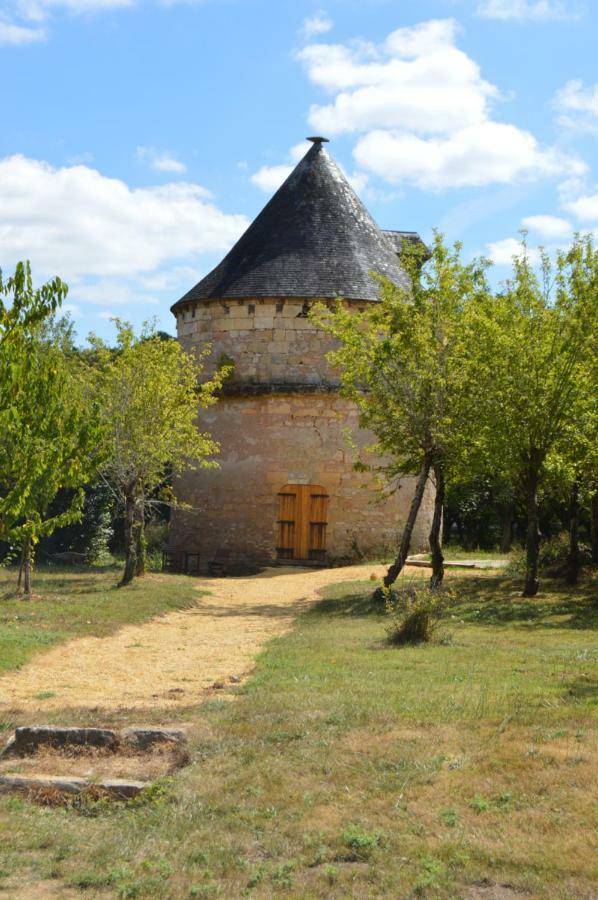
[566,479,581,585]
[499,503,514,554]
[591,492,598,566]
[522,468,540,597]
[429,461,445,588]
[135,499,146,577]
[23,536,32,597]
[120,492,137,587]
[17,543,25,592]
[382,451,433,589]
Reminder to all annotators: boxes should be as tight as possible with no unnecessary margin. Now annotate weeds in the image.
[385,583,456,644]
[340,824,385,860]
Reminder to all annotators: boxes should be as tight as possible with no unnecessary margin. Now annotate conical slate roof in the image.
[172,139,415,311]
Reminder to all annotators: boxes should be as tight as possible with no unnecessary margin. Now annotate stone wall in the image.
[169,391,434,569]
[174,297,352,386]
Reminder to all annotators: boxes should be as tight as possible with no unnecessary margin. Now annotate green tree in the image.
[313,233,490,588]
[463,236,597,596]
[1,261,68,445]
[0,318,102,594]
[92,321,229,586]
[0,261,66,349]
[546,344,598,584]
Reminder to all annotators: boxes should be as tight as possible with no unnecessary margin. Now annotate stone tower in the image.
[170,138,434,570]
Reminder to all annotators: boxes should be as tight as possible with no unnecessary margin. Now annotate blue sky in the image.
[1,0,596,340]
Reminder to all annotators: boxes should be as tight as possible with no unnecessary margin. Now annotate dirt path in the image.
[0,564,420,713]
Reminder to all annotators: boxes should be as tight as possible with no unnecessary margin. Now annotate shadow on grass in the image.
[310,574,597,631]
[564,676,598,703]
[310,591,384,619]
[454,576,597,630]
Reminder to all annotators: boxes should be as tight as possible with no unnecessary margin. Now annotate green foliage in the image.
[321,864,338,885]
[385,584,455,644]
[444,474,515,550]
[0,326,101,538]
[463,236,597,486]
[507,532,592,577]
[36,481,114,563]
[91,320,227,492]
[312,232,489,480]
[461,235,597,594]
[0,261,67,347]
[90,319,231,584]
[84,490,114,563]
[414,854,444,893]
[0,265,102,591]
[143,521,169,570]
[312,232,491,585]
[440,808,459,827]
[340,823,384,860]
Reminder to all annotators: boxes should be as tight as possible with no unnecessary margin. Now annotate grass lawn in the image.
[0,564,200,677]
[0,571,596,898]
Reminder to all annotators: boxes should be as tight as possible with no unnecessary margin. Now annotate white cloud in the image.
[302,10,332,38]
[251,163,294,193]
[297,18,586,191]
[565,192,598,221]
[0,154,249,307]
[61,302,80,316]
[486,237,542,266]
[476,0,578,20]
[521,214,572,238]
[66,151,94,165]
[0,18,44,42]
[250,141,310,192]
[150,155,186,174]
[298,20,497,137]
[554,79,598,132]
[137,146,187,175]
[16,0,133,19]
[353,123,584,190]
[0,0,135,47]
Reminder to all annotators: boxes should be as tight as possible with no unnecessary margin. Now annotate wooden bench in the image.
[162,550,200,575]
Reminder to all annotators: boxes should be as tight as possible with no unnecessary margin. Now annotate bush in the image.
[385,584,454,645]
[539,532,591,576]
[144,521,169,571]
[341,824,384,860]
[506,532,591,578]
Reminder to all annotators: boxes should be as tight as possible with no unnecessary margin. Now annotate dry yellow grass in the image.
[0,563,419,712]
[0,743,189,781]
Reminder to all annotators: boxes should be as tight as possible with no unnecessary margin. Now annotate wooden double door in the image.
[276,484,329,562]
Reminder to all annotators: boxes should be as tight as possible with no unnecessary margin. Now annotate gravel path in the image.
[0,563,419,713]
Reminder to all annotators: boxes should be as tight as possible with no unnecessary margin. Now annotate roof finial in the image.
[307,136,329,144]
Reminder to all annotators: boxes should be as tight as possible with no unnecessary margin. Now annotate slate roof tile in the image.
[172,139,424,310]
